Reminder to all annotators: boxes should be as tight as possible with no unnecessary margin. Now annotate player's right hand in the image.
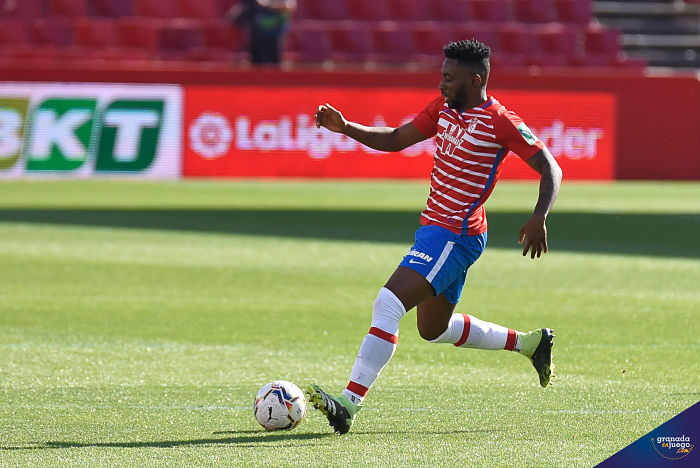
[315,103,347,133]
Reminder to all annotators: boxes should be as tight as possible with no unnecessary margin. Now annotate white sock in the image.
[430,314,521,351]
[342,287,406,405]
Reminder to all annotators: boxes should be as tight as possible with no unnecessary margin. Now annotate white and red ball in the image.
[254,380,306,430]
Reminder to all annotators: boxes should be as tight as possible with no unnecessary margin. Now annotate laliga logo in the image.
[189,113,232,159]
[188,112,435,159]
[651,435,694,460]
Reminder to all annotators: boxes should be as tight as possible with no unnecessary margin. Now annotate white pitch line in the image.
[1,404,251,411]
[0,404,676,416]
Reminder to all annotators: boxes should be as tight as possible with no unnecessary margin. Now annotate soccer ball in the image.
[254,380,306,431]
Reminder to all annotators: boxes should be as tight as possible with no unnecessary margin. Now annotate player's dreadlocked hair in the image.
[443,39,491,76]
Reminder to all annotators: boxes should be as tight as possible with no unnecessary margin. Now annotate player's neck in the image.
[460,90,489,112]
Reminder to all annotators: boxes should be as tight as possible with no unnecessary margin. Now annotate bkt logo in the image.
[0,97,164,172]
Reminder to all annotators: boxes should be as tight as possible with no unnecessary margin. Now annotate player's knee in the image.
[372,287,407,323]
[417,322,446,341]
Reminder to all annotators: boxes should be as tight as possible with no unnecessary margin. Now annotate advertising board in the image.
[184,86,616,180]
[0,83,181,179]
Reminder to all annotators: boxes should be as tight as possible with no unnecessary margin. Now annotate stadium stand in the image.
[47,0,88,17]
[556,0,593,24]
[115,18,159,55]
[346,0,391,22]
[177,0,223,20]
[469,0,513,23]
[430,0,476,23]
[513,0,558,24]
[73,18,118,49]
[386,0,433,22]
[2,0,682,70]
[133,0,179,19]
[595,0,700,68]
[1,0,42,18]
[326,21,374,63]
[90,0,133,18]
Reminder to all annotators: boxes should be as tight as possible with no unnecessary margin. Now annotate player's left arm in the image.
[519,147,563,259]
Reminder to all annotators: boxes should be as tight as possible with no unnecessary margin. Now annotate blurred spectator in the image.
[1,0,17,14]
[229,0,296,64]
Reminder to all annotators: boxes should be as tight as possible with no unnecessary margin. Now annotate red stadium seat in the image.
[0,19,30,46]
[47,0,87,17]
[555,0,592,24]
[134,0,178,18]
[513,0,556,24]
[429,0,474,23]
[495,23,538,65]
[584,26,620,58]
[116,18,159,51]
[535,25,579,55]
[73,18,118,48]
[411,22,455,68]
[177,0,222,19]
[412,22,455,55]
[0,19,30,61]
[32,18,73,46]
[0,0,42,18]
[372,21,417,62]
[303,0,349,21]
[386,0,433,21]
[533,24,580,66]
[287,21,332,62]
[186,46,247,62]
[347,0,390,21]
[201,21,245,52]
[452,23,499,50]
[470,0,513,22]
[74,18,146,61]
[328,21,373,63]
[158,22,203,58]
[90,0,134,18]
[92,48,151,61]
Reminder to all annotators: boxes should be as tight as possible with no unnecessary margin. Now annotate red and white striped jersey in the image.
[411,95,544,235]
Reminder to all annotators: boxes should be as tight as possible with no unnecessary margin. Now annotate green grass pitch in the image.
[0,179,698,467]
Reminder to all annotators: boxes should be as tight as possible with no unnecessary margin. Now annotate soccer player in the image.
[308,39,563,435]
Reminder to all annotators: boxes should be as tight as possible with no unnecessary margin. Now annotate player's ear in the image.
[471,73,483,88]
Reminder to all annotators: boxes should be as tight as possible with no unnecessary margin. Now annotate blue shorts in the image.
[399,225,487,304]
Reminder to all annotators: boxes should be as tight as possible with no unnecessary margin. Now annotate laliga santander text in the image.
[189,112,605,161]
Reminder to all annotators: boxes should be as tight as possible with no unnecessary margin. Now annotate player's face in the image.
[439,59,470,110]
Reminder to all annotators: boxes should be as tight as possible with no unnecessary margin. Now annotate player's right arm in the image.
[314,103,428,152]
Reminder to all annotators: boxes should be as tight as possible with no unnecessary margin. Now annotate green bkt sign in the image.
[0,97,164,172]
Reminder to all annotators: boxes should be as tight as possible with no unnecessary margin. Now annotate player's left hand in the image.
[519,214,548,259]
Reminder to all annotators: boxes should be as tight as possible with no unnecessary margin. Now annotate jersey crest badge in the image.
[439,122,467,156]
[467,117,479,134]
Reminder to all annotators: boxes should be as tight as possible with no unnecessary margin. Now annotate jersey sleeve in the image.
[411,96,444,138]
[495,110,545,160]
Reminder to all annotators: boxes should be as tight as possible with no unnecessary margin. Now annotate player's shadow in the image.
[0,428,498,451]
[0,208,696,258]
[0,430,333,451]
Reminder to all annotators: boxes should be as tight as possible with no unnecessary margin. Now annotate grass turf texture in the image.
[0,180,698,467]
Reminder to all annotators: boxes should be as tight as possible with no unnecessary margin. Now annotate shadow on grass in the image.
[0,431,332,450]
[0,208,697,258]
[0,428,495,450]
